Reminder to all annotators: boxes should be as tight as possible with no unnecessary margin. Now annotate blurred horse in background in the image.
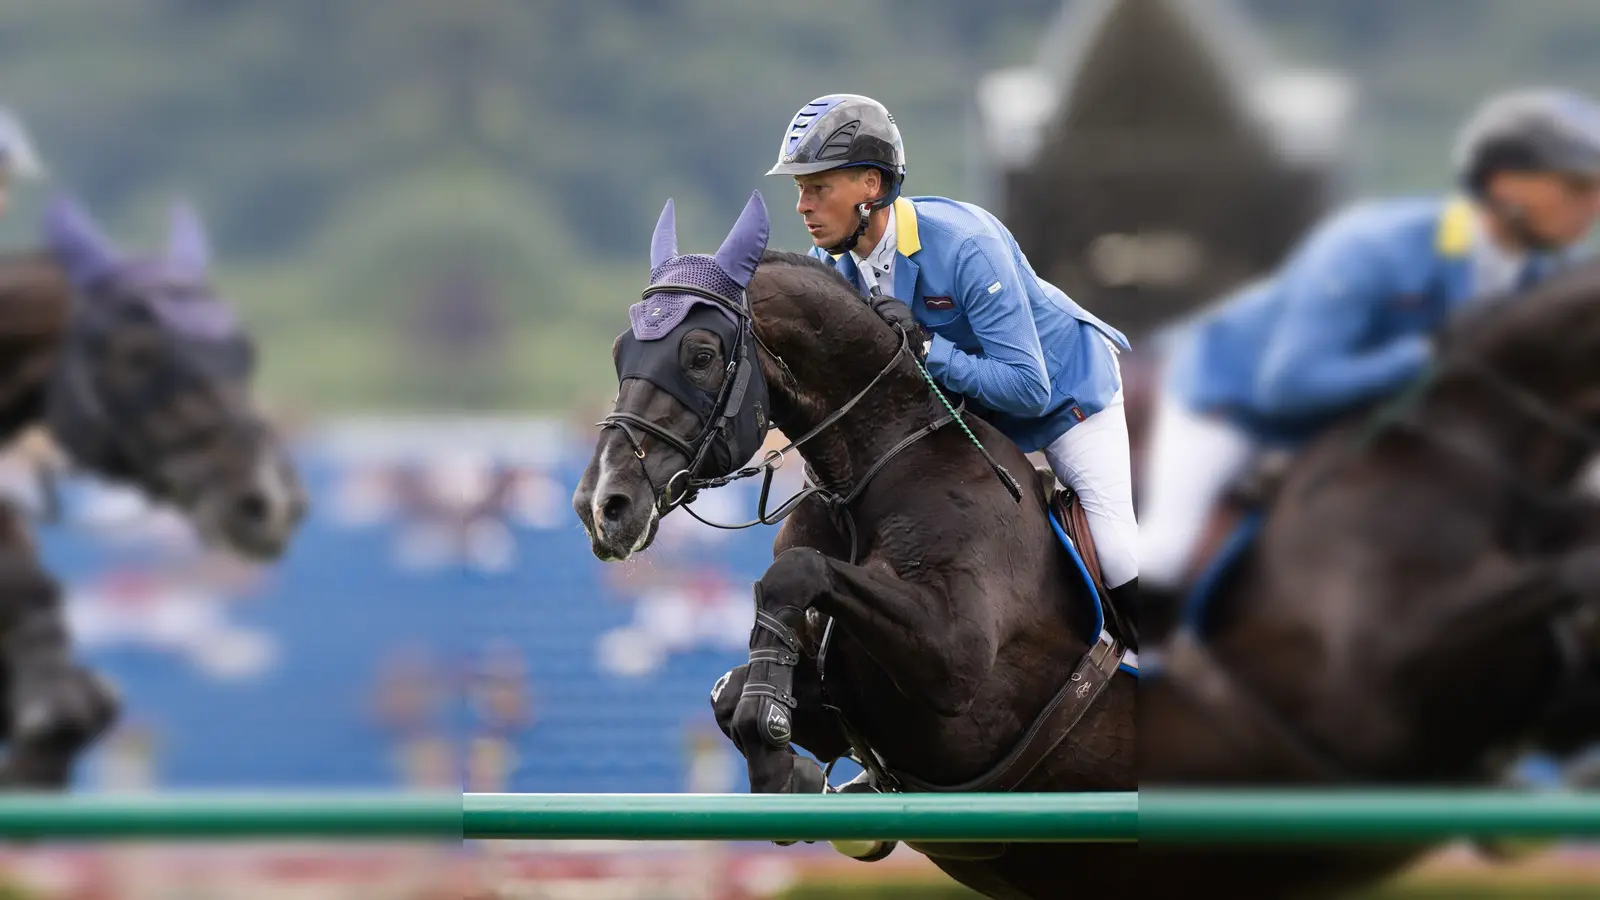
[0,195,307,787]
[1130,261,1600,897]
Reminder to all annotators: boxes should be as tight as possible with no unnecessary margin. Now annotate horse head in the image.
[574,192,775,560]
[574,190,926,562]
[41,194,307,560]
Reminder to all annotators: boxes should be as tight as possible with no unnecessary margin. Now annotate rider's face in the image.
[794,169,880,249]
[1488,170,1600,247]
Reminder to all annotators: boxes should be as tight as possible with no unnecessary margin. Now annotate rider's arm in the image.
[924,236,1052,418]
[1252,226,1430,419]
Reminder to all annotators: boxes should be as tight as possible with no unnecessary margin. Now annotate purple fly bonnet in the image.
[606,191,773,492]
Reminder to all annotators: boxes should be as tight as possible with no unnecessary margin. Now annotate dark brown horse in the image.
[1132,261,1600,898]
[572,193,1135,900]
[0,195,307,788]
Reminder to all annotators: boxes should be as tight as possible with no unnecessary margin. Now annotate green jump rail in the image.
[0,792,1135,843]
[0,790,1592,844]
[464,792,1138,842]
[1140,790,1600,844]
[0,793,461,841]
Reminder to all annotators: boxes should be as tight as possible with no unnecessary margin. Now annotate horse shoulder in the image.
[771,493,851,561]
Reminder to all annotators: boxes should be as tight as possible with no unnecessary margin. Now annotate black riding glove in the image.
[867,293,929,359]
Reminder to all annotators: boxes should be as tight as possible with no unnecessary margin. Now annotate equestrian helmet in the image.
[767,94,905,209]
[1455,87,1600,194]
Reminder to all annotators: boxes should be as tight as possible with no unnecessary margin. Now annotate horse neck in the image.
[0,254,69,443]
[1418,365,1598,507]
[754,300,929,493]
[1430,286,1600,494]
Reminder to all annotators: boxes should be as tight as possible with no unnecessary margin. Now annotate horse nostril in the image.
[234,491,270,526]
[600,493,631,524]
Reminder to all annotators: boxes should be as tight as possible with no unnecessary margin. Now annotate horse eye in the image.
[692,349,714,368]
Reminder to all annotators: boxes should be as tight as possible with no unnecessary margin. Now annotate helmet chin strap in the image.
[824,201,873,255]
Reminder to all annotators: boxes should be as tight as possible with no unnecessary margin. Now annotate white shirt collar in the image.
[850,204,897,294]
[1469,205,1530,299]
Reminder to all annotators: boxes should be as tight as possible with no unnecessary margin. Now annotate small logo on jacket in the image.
[1071,407,1086,422]
[924,296,954,310]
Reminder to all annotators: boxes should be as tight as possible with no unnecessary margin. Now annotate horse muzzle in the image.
[574,456,663,562]
[191,444,309,561]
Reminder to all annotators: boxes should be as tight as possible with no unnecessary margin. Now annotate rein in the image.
[600,289,1022,564]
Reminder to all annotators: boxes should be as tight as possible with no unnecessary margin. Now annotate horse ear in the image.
[649,198,677,270]
[166,199,211,272]
[43,193,119,289]
[714,190,769,290]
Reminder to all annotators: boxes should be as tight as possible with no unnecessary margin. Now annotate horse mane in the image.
[746,248,912,370]
[755,248,859,294]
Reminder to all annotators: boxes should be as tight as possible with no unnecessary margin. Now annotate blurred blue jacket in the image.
[1164,195,1572,444]
[814,196,1129,452]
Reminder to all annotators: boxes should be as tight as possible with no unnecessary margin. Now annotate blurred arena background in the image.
[0,1,1596,897]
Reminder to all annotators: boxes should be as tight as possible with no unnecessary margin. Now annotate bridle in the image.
[599,282,1020,564]
[600,281,771,516]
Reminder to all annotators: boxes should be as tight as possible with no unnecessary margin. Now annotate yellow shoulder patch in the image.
[1434,196,1475,258]
[894,197,921,257]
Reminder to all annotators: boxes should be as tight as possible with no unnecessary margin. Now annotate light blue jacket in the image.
[1166,195,1571,444]
[814,196,1129,452]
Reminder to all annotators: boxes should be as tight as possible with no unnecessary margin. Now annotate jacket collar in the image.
[891,197,920,302]
[828,197,921,258]
[893,196,920,256]
[1435,195,1475,259]
[825,197,922,300]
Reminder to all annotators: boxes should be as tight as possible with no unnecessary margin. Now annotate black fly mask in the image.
[603,192,774,510]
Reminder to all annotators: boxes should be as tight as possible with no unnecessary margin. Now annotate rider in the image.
[1138,87,1600,611]
[765,94,1140,639]
[0,104,43,215]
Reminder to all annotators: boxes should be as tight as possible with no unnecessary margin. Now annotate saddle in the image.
[1180,450,1291,587]
[1034,467,1136,649]
[1050,485,1106,598]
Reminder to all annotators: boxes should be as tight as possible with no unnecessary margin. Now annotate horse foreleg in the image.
[754,546,995,717]
[713,648,899,861]
[711,659,845,798]
[0,546,118,790]
[723,586,853,796]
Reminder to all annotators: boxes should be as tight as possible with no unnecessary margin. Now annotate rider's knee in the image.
[1138,525,1194,589]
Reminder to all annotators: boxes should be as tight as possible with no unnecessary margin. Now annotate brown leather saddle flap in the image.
[1051,487,1107,602]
